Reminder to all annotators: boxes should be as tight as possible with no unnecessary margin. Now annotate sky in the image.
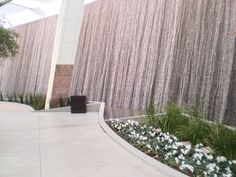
[0,0,96,28]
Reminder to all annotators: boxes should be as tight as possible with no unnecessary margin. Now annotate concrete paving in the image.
[0,109,168,177]
[0,102,34,112]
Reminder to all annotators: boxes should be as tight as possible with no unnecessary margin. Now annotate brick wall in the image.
[50,65,73,107]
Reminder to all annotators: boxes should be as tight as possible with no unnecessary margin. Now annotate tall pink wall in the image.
[71,0,236,124]
[0,16,58,96]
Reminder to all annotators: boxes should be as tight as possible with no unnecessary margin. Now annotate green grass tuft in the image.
[207,124,236,160]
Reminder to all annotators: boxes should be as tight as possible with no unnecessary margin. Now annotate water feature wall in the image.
[70,0,236,123]
[0,16,58,96]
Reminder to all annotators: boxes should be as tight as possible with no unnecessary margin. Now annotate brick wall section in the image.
[51,65,73,107]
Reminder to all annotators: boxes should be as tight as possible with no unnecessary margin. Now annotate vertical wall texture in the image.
[0,16,58,96]
[225,38,236,125]
[71,0,236,123]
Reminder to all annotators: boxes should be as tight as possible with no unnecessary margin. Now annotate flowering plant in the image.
[109,120,236,177]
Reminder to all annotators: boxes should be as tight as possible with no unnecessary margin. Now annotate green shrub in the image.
[29,94,46,110]
[13,92,17,102]
[59,97,67,107]
[144,100,158,126]
[67,97,71,106]
[175,107,211,145]
[144,102,236,159]
[175,116,211,145]
[0,92,3,101]
[158,102,187,134]
[19,94,24,104]
[0,26,19,62]
[0,93,46,110]
[7,95,12,102]
[207,124,236,160]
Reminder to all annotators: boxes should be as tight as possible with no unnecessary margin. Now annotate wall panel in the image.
[71,0,236,123]
[0,16,58,96]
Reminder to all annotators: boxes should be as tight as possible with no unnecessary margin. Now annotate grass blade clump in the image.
[207,124,236,160]
[176,107,211,145]
[158,102,187,134]
[0,92,3,101]
[144,100,158,126]
[30,94,46,110]
[176,116,211,145]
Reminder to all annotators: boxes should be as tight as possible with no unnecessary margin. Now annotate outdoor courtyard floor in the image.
[0,102,169,177]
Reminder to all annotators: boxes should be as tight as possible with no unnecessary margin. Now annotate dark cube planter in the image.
[70,96,87,113]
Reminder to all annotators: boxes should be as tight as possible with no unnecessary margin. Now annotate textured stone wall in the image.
[70,0,236,123]
[0,16,58,96]
[225,38,236,125]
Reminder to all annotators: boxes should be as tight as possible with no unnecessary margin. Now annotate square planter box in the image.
[70,96,87,113]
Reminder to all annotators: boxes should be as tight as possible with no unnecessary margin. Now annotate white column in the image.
[45,0,85,109]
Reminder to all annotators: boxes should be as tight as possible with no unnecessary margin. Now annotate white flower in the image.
[195,143,203,148]
[225,167,232,174]
[168,138,173,144]
[181,149,188,155]
[180,164,194,173]
[146,144,152,149]
[178,154,185,160]
[194,148,203,153]
[180,146,191,155]
[205,154,213,161]
[172,150,177,155]
[175,157,179,164]
[216,156,227,163]
[149,132,156,137]
[193,152,203,160]
[222,174,232,177]
[232,160,236,164]
[176,142,183,147]
[141,136,147,141]
[206,163,217,173]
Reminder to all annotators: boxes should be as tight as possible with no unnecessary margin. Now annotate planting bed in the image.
[108,120,236,177]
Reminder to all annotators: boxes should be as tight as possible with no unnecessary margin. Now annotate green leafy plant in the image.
[0,92,3,101]
[157,102,187,134]
[0,93,46,110]
[176,117,211,145]
[67,97,71,106]
[7,94,12,102]
[29,94,46,110]
[175,107,211,145]
[0,26,19,62]
[59,96,67,107]
[144,100,158,126]
[109,120,236,177]
[19,94,24,104]
[13,92,17,102]
[207,124,236,160]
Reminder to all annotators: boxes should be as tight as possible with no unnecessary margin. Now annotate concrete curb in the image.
[98,102,188,177]
[39,101,101,112]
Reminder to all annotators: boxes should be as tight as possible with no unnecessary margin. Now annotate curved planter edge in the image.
[98,102,188,177]
[0,101,35,112]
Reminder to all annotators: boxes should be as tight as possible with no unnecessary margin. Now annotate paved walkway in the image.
[0,102,34,112]
[0,106,168,177]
